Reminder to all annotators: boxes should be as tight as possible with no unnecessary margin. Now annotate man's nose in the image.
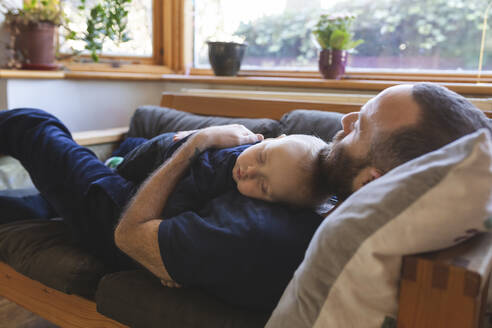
[341,112,359,134]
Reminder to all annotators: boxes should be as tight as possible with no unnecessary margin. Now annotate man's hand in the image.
[194,124,264,149]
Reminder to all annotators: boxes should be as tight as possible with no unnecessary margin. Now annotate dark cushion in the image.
[0,220,108,299]
[128,105,282,139]
[280,109,343,142]
[96,270,270,328]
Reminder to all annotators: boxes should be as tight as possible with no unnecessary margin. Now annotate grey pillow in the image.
[280,109,343,142]
[128,105,282,139]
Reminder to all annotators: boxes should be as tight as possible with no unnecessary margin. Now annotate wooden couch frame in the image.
[1,92,491,328]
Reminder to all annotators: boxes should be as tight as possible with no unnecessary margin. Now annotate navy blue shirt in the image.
[118,133,324,311]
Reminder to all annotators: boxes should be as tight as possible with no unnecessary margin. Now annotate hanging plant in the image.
[67,0,132,62]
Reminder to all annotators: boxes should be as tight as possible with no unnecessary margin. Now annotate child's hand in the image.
[160,279,182,288]
[173,130,198,142]
[194,124,263,149]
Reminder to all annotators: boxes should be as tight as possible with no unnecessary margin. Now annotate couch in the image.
[1,93,491,328]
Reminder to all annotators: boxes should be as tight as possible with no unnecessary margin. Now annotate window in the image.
[193,0,492,73]
[61,0,153,58]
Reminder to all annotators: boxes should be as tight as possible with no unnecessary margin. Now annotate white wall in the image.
[2,78,376,132]
[4,78,492,133]
[5,79,166,131]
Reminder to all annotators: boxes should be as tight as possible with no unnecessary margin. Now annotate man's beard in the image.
[323,131,371,201]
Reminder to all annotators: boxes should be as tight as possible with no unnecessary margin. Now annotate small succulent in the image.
[312,14,364,51]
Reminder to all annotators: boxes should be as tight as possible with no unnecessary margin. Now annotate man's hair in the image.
[370,82,492,172]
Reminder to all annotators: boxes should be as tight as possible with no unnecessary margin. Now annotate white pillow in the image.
[0,156,34,190]
[266,129,492,328]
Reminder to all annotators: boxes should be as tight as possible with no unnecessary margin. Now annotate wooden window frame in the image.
[54,0,492,93]
[183,1,492,87]
[61,0,186,74]
[188,67,492,84]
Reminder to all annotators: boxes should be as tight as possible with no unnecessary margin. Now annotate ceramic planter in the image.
[207,41,247,76]
[318,49,347,79]
[15,22,58,70]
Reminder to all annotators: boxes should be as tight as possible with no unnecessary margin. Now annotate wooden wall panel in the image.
[160,93,360,119]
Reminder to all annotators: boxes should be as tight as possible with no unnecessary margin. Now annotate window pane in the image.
[61,0,153,57]
[193,0,492,72]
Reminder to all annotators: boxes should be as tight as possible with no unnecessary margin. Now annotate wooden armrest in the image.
[398,233,492,328]
[0,262,127,327]
[72,127,128,146]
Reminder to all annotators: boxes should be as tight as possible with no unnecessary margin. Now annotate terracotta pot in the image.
[207,41,247,76]
[318,49,347,79]
[15,22,58,70]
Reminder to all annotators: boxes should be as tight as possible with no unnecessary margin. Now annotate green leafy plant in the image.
[68,0,131,62]
[0,0,66,27]
[221,0,488,70]
[1,0,132,64]
[312,14,363,50]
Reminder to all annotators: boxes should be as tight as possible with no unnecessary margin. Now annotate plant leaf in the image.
[330,29,350,50]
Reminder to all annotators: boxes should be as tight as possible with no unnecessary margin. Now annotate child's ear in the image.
[276,134,286,139]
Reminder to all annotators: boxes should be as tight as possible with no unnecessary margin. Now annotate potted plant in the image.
[1,0,66,70]
[312,14,363,79]
[1,0,132,69]
[207,37,247,76]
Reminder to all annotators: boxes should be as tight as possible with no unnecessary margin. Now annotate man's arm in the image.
[114,124,263,283]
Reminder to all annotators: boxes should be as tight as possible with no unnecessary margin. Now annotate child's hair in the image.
[287,135,332,208]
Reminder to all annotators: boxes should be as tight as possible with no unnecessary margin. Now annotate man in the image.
[115,82,491,303]
[319,82,491,201]
[1,82,489,311]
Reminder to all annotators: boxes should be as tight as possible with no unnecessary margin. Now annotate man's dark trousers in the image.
[0,108,136,268]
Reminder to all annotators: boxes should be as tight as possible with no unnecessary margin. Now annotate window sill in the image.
[160,74,492,96]
[0,63,173,81]
[0,69,65,79]
[2,68,492,96]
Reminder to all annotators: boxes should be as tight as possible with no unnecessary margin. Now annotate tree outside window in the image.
[194,0,492,72]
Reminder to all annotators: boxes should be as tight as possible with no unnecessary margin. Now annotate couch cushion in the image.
[279,109,343,142]
[96,270,270,328]
[266,129,492,328]
[0,156,34,190]
[0,220,108,299]
[128,105,282,139]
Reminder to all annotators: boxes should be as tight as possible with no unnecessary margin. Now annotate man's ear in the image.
[353,167,382,191]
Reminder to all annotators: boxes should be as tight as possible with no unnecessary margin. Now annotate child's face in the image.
[233,135,310,204]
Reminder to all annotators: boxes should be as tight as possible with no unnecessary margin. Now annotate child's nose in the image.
[246,166,257,178]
